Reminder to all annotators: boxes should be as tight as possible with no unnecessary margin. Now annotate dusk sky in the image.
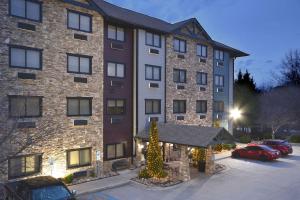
[106,0,300,87]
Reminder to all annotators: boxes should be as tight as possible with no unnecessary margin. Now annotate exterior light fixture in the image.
[229,107,242,121]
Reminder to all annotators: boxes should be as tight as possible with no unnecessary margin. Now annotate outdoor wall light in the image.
[229,107,242,121]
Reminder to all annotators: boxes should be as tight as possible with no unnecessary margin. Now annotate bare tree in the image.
[258,86,300,139]
[279,49,300,86]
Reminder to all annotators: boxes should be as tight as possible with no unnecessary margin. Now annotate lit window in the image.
[67,148,91,168]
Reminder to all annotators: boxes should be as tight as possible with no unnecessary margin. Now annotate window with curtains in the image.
[67,54,92,74]
[173,69,186,83]
[196,72,207,85]
[8,154,42,179]
[196,100,207,113]
[145,32,161,47]
[173,38,186,53]
[67,97,92,116]
[67,10,92,32]
[107,24,124,41]
[214,101,224,113]
[215,75,224,87]
[106,143,125,159]
[107,99,125,115]
[67,148,91,168]
[9,0,42,22]
[173,100,186,114]
[215,50,224,60]
[9,96,42,118]
[145,65,161,81]
[9,46,42,70]
[107,62,125,78]
[145,99,161,114]
[197,44,207,57]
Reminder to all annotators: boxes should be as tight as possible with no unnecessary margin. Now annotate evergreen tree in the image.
[146,121,165,178]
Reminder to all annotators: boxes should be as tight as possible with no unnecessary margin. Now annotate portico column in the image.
[205,145,215,175]
[179,145,190,181]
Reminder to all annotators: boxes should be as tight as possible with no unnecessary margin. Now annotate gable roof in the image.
[136,123,235,148]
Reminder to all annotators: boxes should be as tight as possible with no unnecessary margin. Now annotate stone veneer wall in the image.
[0,0,104,180]
[165,35,213,126]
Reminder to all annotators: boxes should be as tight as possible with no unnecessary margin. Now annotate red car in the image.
[232,145,280,161]
[262,139,293,155]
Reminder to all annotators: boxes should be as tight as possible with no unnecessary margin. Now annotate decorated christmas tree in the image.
[146,121,165,178]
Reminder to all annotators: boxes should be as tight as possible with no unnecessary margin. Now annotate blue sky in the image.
[106,0,300,87]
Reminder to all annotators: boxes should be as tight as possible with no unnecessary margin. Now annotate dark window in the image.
[145,32,161,47]
[196,72,207,85]
[173,38,186,53]
[145,65,161,81]
[9,96,42,118]
[107,62,125,78]
[106,143,125,160]
[197,44,207,57]
[67,97,92,116]
[9,0,42,22]
[173,69,186,83]
[8,154,42,179]
[215,50,224,60]
[214,101,224,113]
[215,75,224,87]
[107,99,125,115]
[173,100,186,114]
[67,54,92,74]
[196,100,207,113]
[9,46,42,70]
[145,99,161,114]
[67,10,92,33]
[67,148,91,168]
[107,24,124,41]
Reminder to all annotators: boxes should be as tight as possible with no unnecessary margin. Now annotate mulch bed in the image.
[214,163,226,174]
[66,171,119,186]
[131,177,182,188]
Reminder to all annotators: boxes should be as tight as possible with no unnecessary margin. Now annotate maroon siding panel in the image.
[103,22,133,160]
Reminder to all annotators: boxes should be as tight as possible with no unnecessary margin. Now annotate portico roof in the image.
[136,123,235,148]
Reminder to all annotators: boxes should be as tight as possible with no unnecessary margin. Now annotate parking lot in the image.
[79,145,300,200]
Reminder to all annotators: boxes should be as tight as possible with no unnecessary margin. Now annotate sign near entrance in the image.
[96,150,101,161]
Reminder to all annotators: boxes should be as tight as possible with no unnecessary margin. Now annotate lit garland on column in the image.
[146,121,165,178]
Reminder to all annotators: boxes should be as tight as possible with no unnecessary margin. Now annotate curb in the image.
[76,181,130,196]
[129,179,184,191]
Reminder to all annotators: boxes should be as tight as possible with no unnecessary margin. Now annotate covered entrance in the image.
[135,123,234,181]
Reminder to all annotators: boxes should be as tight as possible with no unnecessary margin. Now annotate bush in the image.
[156,170,168,179]
[213,144,222,152]
[262,132,272,139]
[231,143,237,149]
[222,144,232,150]
[239,135,251,144]
[138,168,151,179]
[192,148,206,167]
[290,135,300,143]
[62,174,73,184]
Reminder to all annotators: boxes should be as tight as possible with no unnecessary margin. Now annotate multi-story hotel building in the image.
[0,0,247,181]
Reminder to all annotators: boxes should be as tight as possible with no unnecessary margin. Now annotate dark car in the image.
[232,144,280,161]
[262,139,293,155]
[4,176,76,200]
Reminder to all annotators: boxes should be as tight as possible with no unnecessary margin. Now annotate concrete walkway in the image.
[69,169,138,196]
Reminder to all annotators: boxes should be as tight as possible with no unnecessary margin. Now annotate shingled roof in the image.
[136,123,235,148]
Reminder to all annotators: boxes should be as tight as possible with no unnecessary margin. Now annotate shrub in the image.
[192,148,206,167]
[213,144,223,152]
[138,168,151,179]
[231,143,237,149]
[262,132,272,139]
[156,170,168,179]
[62,174,73,184]
[222,144,232,150]
[290,135,300,143]
[239,135,251,143]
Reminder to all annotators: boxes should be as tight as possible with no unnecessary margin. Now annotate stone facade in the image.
[165,34,213,126]
[0,0,104,180]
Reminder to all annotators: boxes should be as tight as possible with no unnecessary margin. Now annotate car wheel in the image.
[259,155,268,161]
[232,152,240,158]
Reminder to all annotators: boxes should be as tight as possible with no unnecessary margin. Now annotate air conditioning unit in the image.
[199,58,206,63]
[217,88,224,93]
[148,117,159,122]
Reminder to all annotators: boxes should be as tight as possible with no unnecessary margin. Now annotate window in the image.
[107,62,125,78]
[108,25,124,41]
[67,54,92,74]
[173,100,186,114]
[214,101,224,113]
[9,46,42,70]
[173,38,186,53]
[145,32,161,47]
[196,100,207,113]
[8,154,41,179]
[145,99,161,114]
[215,50,224,60]
[196,72,207,85]
[67,148,91,168]
[215,75,224,87]
[197,44,207,57]
[67,10,92,32]
[9,96,42,118]
[10,0,42,22]
[145,65,161,81]
[67,97,92,116]
[173,69,186,83]
[106,143,125,159]
[107,99,125,115]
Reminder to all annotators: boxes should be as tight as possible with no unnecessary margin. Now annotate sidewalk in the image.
[69,169,138,196]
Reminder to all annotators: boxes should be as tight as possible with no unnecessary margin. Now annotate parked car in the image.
[4,176,76,200]
[262,139,293,155]
[232,144,280,161]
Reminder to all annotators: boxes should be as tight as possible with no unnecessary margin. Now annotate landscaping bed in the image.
[131,177,182,187]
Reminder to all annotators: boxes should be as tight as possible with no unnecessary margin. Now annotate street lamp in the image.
[229,107,242,121]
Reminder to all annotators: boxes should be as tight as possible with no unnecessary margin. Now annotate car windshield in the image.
[31,185,71,200]
[259,145,275,151]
